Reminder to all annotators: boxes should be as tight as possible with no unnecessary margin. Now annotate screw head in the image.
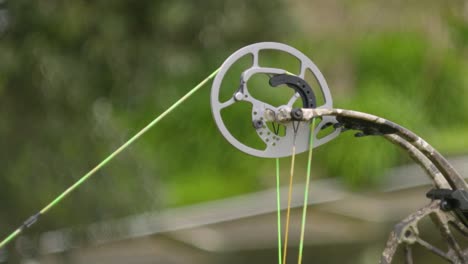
[253,119,263,129]
[440,200,453,211]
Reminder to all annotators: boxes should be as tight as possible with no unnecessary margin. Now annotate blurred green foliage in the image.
[318,31,468,186]
[0,0,468,246]
[0,0,289,235]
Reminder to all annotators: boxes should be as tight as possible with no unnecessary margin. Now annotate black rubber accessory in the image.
[269,74,316,108]
[427,188,468,227]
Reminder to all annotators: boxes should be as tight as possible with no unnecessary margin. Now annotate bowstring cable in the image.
[282,122,299,264]
[0,67,220,249]
[297,118,316,264]
[276,158,282,264]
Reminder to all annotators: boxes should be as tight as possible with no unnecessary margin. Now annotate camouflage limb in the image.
[274,107,468,263]
[291,108,467,191]
[384,134,450,189]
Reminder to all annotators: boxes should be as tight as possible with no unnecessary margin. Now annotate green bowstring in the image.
[298,118,316,263]
[277,119,316,264]
[0,67,220,249]
[276,158,282,264]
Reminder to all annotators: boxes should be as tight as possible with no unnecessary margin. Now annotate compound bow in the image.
[1,42,468,264]
[211,42,468,263]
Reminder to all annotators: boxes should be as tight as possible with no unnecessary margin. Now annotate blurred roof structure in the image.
[31,156,468,264]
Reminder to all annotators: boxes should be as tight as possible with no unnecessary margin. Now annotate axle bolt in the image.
[291,108,303,120]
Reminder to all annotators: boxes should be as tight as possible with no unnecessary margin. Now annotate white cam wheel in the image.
[211,42,341,158]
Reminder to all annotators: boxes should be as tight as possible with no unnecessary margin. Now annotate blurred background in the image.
[1,0,468,263]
